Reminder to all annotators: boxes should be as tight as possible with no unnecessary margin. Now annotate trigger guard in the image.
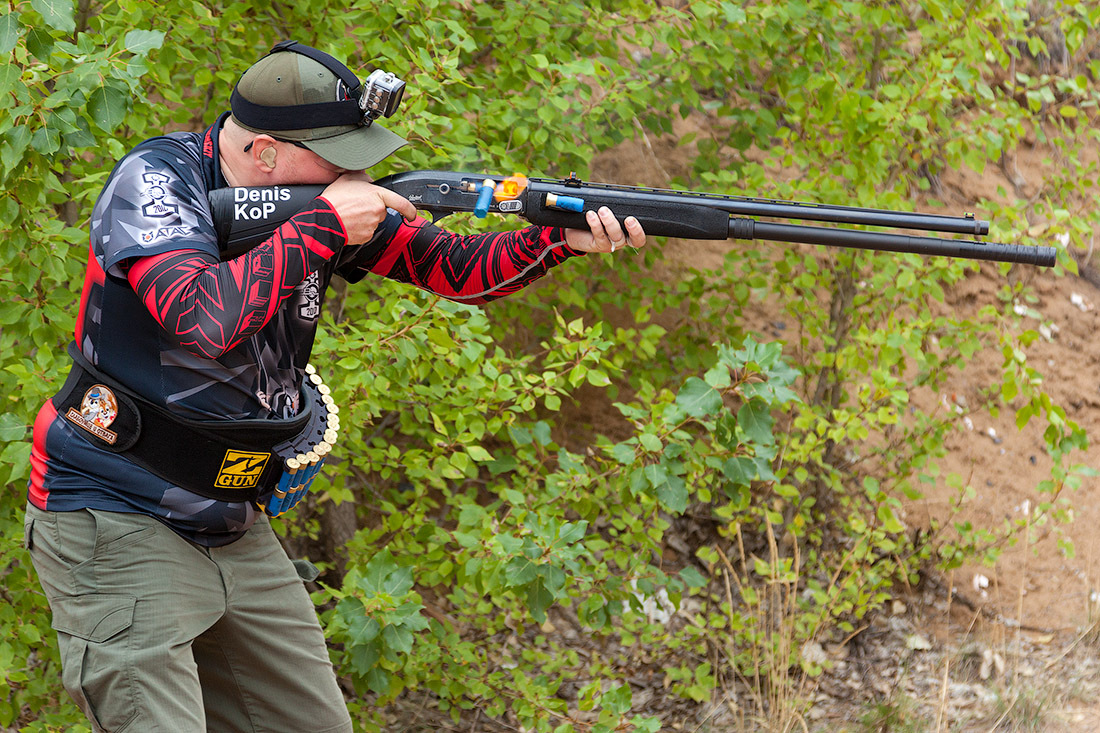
[388,207,445,226]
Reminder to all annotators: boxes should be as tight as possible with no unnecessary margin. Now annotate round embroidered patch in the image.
[80,384,119,429]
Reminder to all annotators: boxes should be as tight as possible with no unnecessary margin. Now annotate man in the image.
[25,41,645,732]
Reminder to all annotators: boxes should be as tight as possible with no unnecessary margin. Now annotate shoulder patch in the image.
[141,172,181,219]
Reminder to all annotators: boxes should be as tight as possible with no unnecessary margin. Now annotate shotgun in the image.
[208,170,1057,267]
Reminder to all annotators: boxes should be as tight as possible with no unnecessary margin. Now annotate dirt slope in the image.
[589,127,1100,729]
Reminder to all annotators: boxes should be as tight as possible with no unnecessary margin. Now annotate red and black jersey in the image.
[29,112,578,546]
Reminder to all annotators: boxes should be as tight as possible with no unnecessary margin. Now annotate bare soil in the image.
[585,125,1100,730]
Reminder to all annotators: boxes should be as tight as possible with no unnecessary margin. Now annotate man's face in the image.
[273,141,360,185]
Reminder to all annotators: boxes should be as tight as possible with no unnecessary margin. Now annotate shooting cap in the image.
[230,41,407,170]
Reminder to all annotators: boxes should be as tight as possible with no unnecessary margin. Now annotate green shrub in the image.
[1,0,1094,729]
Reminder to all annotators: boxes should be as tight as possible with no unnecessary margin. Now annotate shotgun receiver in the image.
[208,170,1057,267]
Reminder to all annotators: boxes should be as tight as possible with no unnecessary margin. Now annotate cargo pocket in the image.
[22,511,33,551]
[51,593,138,733]
[82,508,155,551]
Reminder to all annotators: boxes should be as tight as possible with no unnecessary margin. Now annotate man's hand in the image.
[320,172,418,246]
[563,206,647,254]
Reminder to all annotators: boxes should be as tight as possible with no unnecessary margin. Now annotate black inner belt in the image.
[54,343,312,503]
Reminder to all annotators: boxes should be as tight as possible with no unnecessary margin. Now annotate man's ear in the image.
[247,135,278,172]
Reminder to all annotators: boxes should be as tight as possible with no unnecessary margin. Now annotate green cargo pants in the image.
[25,504,353,733]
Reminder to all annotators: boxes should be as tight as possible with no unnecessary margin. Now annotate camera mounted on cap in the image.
[360,69,405,125]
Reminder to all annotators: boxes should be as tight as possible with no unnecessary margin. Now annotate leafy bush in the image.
[2,0,1095,730]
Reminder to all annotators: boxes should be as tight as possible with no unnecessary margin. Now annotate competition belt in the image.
[55,343,339,508]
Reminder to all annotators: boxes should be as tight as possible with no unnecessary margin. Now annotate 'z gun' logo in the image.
[214,450,271,490]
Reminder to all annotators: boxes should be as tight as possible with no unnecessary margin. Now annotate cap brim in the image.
[302,123,408,170]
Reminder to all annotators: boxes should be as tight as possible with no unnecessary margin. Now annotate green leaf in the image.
[359,550,413,597]
[877,505,906,534]
[383,566,414,596]
[25,26,54,61]
[382,623,413,654]
[0,13,21,56]
[349,640,381,677]
[508,425,532,445]
[526,571,556,623]
[366,666,389,694]
[675,376,723,418]
[496,534,523,555]
[467,445,492,462]
[721,454,749,481]
[610,442,635,464]
[643,463,668,488]
[87,83,129,132]
[703,364,731,389]
[601,683,632,715]
[532,421,552,446]
[30,125,60,155]
[905,114,928,131]
[657,475,688,513]
[0,59,20,99]
[558,520,587,545]
[343,607,381,645]
[123,29,165,56]
[724,482,751,510]
[486,453,517,476]
[585,369,611,387]
[505,556,538,586]
[30,0,74,33]
[0,413,25,441]
[679,566,708,589]
[737,400,774,445]
[61,115,96,148]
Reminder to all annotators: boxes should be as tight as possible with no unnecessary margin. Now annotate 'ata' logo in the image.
[141,226,191,243]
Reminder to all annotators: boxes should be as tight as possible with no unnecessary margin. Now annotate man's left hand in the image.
[564,206,647,254]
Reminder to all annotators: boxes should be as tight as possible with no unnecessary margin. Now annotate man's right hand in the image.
[320,173,418,246]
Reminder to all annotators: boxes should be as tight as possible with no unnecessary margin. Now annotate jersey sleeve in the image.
[334,211,581,304]
[91,142,220,276]
[125,198,347,359]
